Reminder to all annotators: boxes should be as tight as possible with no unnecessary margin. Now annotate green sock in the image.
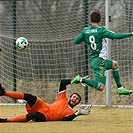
[82,79,100,90]
[112,68,122,88]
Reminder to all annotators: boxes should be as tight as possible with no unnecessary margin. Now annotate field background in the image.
[0,105,133,133]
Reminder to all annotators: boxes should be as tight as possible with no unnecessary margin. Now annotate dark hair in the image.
[90,9,101,23]
[70,92,81,104]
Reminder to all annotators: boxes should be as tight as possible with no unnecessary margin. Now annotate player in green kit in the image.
[71,9,133,95]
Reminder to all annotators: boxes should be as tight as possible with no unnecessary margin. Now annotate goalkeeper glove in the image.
[75,105,92,116]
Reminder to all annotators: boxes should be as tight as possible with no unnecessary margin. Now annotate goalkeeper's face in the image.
[69,93,81,108]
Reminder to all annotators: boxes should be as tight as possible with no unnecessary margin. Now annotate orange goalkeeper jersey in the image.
[26,90,75,121]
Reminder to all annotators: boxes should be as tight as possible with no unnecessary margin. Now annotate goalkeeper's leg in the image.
[0,114,28,122]
[0,111,46,122]
[3,91,37,107]
[0,84,37,107]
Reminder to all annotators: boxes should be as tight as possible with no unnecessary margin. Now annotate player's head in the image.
[68,93,81,108]
[90,9,101,23]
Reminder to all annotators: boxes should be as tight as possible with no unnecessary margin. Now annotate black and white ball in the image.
[16,37,28,49]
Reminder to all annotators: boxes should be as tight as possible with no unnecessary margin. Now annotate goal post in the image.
[0,0,133,106]
[105,0,112,106]
[84,0,89,104]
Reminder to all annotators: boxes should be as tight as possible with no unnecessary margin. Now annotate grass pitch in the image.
[0,105,133,133]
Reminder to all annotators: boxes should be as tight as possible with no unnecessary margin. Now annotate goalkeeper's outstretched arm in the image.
[59,79,71,92]
[62,114,76,121]
[62,106,91,121]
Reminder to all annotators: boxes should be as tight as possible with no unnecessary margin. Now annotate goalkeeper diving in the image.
[0,79,91,122]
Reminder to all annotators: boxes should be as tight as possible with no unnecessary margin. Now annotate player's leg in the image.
[0,85,24,98]
[71,75,102,90]
[106,60,133,95]
[112,61,122,87]
[0,86,45,122]
[0,111,46,122]
[71,57,105,91]
[24,94,37,107]
[0,84,37,107]
[91,58,106,91]
[83,78,104,91]
[106,60,122,88]
[0,84,6,95]
[0,114,28,122]
[26,111,46,122]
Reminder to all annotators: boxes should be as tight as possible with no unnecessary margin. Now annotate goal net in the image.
[0,0,133,106]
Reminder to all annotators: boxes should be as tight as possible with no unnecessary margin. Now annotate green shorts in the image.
[90,57,113,85]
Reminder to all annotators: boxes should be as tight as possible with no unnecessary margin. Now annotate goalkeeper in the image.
[0,79,90,122]
[71,9,133,95]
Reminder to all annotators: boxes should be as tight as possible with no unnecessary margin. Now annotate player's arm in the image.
[74,30,85,44]
[102,27,132,39]
[59,79,71,92]
[62,106,91,121]
[62,114,76,121]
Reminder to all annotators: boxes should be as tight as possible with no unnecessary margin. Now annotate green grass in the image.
[0,105,133,133]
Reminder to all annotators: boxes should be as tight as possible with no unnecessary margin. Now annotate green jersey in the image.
[74,26,132,60]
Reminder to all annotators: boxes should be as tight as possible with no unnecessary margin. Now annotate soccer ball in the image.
[16,37,28,49]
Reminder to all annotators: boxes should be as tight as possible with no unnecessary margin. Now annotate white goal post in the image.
[105,0,112,106]
[0,0,133,106]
